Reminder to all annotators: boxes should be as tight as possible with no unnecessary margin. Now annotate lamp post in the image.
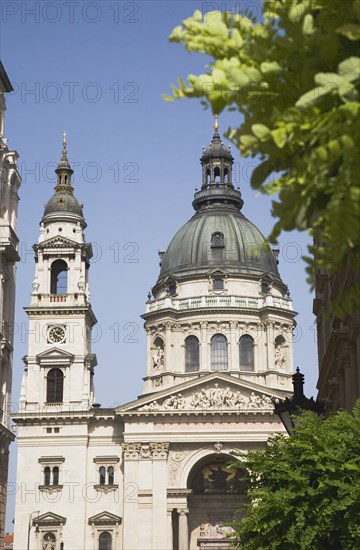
[27,510,40,550]
[274,367,325,435]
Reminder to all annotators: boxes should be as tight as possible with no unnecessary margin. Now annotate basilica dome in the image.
[158,206,280,282]
[156,118,281,286]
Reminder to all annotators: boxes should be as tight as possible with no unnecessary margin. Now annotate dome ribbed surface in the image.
[43,192,83,217]
[158,207,280,282]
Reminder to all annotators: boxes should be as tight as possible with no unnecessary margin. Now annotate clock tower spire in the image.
[20,137,97,412]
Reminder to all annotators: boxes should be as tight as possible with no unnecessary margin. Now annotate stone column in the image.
[151,442,169,550]
[200,323,208,371]
[167,509,173,550]
[266,321,275,370]
[122,443,141,550]
[178,508,189,550]
[230,321,238,370]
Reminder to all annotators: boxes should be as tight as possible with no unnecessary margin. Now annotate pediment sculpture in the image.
[138,384,274,412]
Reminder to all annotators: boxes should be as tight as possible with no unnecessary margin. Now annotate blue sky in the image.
[2,0,317,529]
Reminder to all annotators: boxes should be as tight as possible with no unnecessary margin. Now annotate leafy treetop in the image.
[229,401,360,549]
[165,0,360,314]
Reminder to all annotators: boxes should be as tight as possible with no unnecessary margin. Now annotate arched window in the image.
[261,281,270,294]
[214,166,221,183]
[108,466,114,486]
[188,459,247,495]
[99,466,106,486]
[239,335,254,371]
[46,368,64,403]
[211,334,228,371]
[52,466,59,485]
[50,259,68,294]
[99,531,112,550]
[44,466,51,486]
[185,336,200,372]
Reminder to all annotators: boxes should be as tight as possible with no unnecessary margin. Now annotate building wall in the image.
[0,62,21,544]
[314,267,360,412]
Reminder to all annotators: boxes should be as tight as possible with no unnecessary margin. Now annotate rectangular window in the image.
[213,277,224,290]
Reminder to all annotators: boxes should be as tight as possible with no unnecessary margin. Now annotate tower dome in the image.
[42,133,85,226]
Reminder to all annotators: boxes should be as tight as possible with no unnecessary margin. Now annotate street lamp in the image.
[27,510,40,550]
[274,367,325,435]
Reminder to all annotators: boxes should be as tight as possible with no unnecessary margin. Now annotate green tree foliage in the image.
[165,0,360,313]
[230,403,360,549]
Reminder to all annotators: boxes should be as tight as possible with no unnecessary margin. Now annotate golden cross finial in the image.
[214,114,219,132]
[63,131,67,146]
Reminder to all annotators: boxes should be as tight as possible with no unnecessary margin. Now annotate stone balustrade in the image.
[146,294,291,313]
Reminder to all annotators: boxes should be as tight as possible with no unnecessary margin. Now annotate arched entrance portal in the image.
[187,454,246,549]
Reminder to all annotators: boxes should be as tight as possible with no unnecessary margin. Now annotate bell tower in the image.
[20,136,97,412]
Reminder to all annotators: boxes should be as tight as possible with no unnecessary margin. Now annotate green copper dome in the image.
[156,119,282,286]
[158,206,281,282]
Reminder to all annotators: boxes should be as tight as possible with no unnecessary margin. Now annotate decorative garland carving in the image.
[168,445,191,486]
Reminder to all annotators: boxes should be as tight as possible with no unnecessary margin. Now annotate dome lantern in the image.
[194,115,243,212]
[54,131,74,194]
[41,135,86,226]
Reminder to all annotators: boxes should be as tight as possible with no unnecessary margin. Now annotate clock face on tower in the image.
[48,325,66,344]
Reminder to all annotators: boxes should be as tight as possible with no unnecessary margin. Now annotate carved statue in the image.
[248,392,261,408]
[152,346,164,369]
[42,535,56,550]
[224,387,235,408]
[275,345,286,368]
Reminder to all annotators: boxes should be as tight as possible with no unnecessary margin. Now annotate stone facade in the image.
[0,61,20,544]
[13,125,296,549]
[314,266,360,412]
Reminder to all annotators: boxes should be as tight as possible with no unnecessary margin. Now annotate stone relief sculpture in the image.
[163,393,186,409]
[168,446,191,486]
[139,384,274,412]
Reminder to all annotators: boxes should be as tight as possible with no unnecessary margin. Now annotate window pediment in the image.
[93,456,119,464]
[88,511,122,526]
[36,235,79,249]
[36,347,74,367]
[38,456,65,464]
[33,512,66,527]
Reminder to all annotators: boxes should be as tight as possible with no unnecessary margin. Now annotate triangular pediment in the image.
[36,347,74,366]
[207,268,229,276]
[37,235,79,248]
[116,373,289,414]
[88,511,122,526]
[33,511,67,527]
